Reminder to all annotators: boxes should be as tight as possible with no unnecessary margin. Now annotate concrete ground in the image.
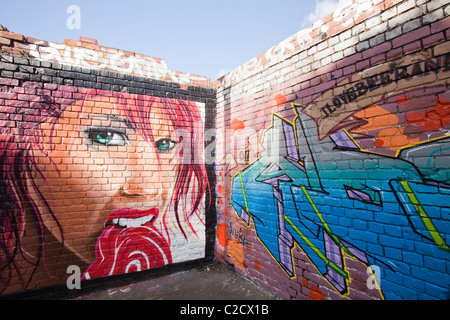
[70,262,280,300]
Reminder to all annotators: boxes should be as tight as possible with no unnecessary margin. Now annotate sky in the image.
[0,0,347,81]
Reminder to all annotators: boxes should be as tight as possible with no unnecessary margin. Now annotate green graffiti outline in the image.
[282,212,349,279]
[399,179,449,251]
[300,185,355,258]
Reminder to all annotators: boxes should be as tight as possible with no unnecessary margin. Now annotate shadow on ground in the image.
[71,262,280,300]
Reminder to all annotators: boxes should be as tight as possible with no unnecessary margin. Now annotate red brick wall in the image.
[0,36,216,296]
[214,0,450,300]
[1,0,450,300]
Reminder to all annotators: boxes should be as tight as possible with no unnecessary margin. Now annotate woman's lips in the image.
[106,208,159,228]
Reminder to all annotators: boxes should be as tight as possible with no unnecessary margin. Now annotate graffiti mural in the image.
[231,104,450,299]
[213,0,450,301]
[229,47,450,300]
[0,85,207,293]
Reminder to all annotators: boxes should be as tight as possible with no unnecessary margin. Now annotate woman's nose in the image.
[120,176,147,197]
[120,141,159,198]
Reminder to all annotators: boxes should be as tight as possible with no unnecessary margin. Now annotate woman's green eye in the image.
[96,132,112,144]
[155,139,176,153]
[85,128,128,146]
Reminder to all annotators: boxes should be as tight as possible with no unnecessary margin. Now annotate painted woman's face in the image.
[31,95,179,267]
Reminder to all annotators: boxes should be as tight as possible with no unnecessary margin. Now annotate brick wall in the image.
[1,0,450,300]
[0,35,216,296]
[214,0,450,300]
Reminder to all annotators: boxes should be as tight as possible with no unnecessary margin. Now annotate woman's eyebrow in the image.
[85,115,135,130]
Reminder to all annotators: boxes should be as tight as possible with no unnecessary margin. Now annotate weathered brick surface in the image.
[0,51,216,296]
[1,34,211,88]
[214,0,450,300]
[1,0,449,301]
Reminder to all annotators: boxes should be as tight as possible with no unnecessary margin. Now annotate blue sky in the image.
[0,0,345,80]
